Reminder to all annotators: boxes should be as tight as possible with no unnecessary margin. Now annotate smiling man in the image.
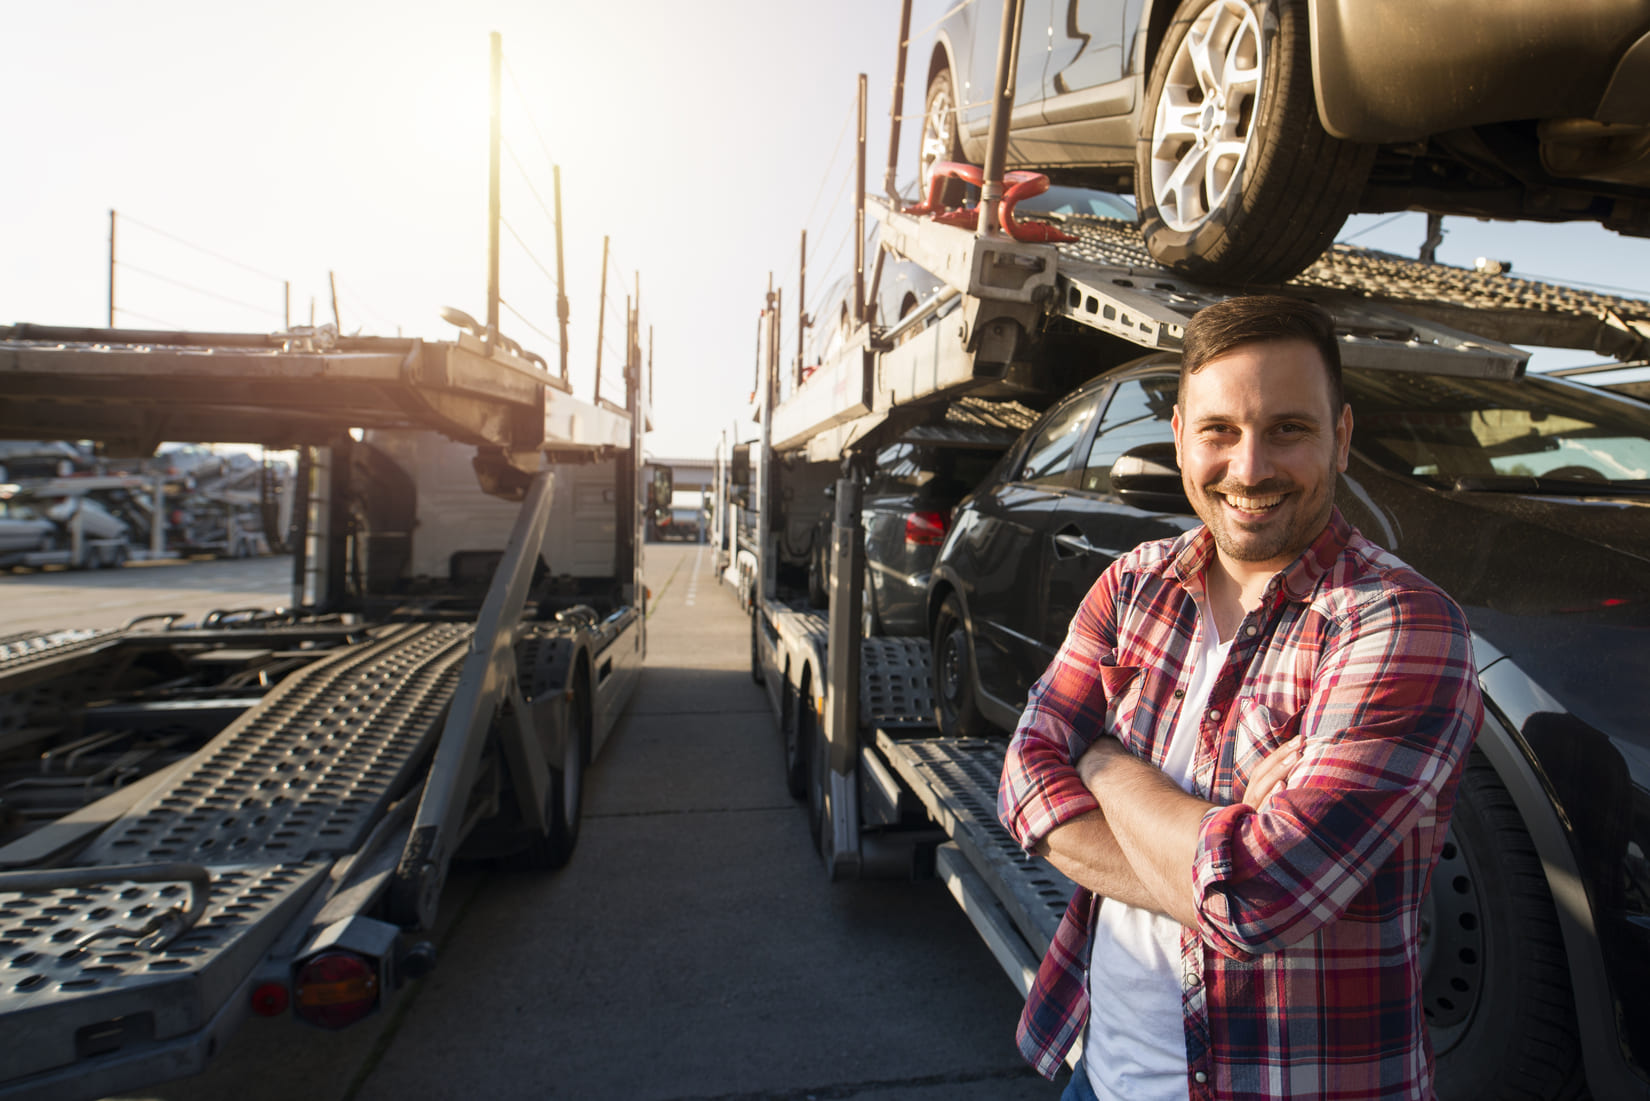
[998,295,1483,1101]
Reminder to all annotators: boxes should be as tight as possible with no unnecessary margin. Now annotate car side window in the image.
[1080,376,1179,494]
[1019,393,1100,486]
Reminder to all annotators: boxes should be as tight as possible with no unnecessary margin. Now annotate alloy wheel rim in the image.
[1149,0,1264,231]
[920,82,955,197]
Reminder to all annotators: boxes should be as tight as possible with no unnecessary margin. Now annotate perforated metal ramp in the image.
[79,621,471,866]
[0,862,327,1084]
[0,620,473,1089]
[875,732,1073,957]
[860,637,934,729]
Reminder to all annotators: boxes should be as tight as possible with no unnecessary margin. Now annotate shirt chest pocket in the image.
[1231,695,1304,781]
[1098,663,1146,746]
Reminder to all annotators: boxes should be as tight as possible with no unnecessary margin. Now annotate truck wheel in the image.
[749,610,764,685]
[919,69,965,207]
[783,674,813,801]
[933,595,989,737]
[807,703,828,858]
[517,673,590,871]
[1428,756,1586,1100]
[1134,0,1373,282]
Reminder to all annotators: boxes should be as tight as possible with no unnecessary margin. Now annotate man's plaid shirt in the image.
[998,510,1481,1100]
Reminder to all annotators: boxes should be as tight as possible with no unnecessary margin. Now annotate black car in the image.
[807,440,1008,635]
[927,354,1650,1099]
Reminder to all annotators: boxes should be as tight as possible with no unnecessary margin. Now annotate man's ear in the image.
[1172,404,1185,468]
[1335,403,1353,473]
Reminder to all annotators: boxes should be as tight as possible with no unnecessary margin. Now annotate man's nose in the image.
[1227,434,1274,487]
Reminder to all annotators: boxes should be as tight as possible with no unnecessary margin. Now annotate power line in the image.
[801,91,860,237]
[119,261,283,319]
[500,215,561,292]
[501,138,562,246]
[117,213,285,284]
[497,296,562,350]
[113,305,183,329]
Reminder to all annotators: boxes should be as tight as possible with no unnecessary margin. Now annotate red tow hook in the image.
[902,161,1078,244]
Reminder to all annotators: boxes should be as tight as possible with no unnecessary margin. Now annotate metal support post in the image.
[979,0,1027,239]
[756,282,776,603]
[329,271,342,332]
[107,209,116,328]
[486,31,503,350]
[797,229,808,387]
[553,165,571,381]
[822,473,866,879]
[593,236,609,403]
[150,470,166,559]
[854,73,868,325]
[885,0,914,201]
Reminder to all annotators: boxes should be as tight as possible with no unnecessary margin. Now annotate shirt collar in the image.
[1168,508,1354,603]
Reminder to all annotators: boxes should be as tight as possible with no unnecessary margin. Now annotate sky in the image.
[4,0,1649,461]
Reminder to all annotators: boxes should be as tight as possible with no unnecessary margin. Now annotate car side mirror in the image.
[1110,442,1197,515]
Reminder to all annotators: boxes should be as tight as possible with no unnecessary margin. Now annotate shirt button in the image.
[1173,688,1185,698]
[1244,625,1257,636]
[1195,1071,1208,1084]
[1207,708,1220,722]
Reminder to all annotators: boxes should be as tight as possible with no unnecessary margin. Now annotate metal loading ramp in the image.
[875,732,1073,965]
[0,621,472,1088]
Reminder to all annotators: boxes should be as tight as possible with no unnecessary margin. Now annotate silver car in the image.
[916,0,1650,281]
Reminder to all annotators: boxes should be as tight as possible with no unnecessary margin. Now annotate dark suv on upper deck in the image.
[926,355,1650,1100]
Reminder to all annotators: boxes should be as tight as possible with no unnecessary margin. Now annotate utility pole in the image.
[593,235,610,404]
[486,31,503,351]
[107,209,117,328]
[553,165,570,381]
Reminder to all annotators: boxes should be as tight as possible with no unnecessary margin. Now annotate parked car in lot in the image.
[0,496,58,565]
[916,0,1650,282]
[925,352,1650,1097]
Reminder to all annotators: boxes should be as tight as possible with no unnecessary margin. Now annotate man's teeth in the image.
[1224,493,1284,511]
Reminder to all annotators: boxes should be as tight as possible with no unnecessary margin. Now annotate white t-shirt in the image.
[1085,603,1230,1101]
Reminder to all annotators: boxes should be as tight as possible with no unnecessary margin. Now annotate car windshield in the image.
[1347,369,1650,489]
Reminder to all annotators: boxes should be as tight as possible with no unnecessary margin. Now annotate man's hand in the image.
[1243,739,1302,808]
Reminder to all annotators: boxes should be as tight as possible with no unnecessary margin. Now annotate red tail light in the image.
[905,509,949,547]
[294,950,379,1029]
[250,981,290,1017]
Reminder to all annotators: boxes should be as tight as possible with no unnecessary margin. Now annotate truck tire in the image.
[933,595,989,737]
[749,611,763,685]
[783,672,814,801]
[807,702,828,857]
[1134,0,1373,283]
[515,669,590,871]
[1429,756,1586,1100]
[920,69,966,207]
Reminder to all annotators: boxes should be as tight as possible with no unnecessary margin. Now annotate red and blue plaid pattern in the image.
[999,511,1481,1100]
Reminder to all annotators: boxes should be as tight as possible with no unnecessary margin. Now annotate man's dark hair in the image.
[1179,295,1344,416]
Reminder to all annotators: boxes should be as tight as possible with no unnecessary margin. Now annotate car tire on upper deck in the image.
[1134,0,1373,283]
[920,69,966,208]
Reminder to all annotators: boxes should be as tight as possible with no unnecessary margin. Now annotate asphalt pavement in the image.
[73,544,1063,1100]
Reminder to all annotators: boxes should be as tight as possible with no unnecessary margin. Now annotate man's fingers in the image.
[1242,739,1302,808]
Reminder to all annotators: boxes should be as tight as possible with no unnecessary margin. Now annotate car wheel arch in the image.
[1470,698,1636,1096]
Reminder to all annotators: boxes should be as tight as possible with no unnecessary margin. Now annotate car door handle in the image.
[1053,527,1102,558]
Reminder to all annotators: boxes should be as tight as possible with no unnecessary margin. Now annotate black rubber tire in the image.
[515,672,591,871]
[1428,756,1587,1100]
[806,698,828,857]
[1134,0,1374,283]
[920,69,966,207]
[932,595,990,737]
[749,610,763,686]
[783,674,812,801]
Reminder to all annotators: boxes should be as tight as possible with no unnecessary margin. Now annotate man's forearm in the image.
[1036,809,1170,915]
[1080,743,1210,929]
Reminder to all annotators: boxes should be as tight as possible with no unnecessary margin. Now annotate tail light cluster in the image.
[292,950,379,1029]
[904,509,949,547]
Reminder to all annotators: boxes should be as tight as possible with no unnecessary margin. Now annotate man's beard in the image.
[1192,468,1336,567]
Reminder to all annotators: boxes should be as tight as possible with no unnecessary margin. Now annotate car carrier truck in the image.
[734,4,1650,1098]
[0,315,648,1100]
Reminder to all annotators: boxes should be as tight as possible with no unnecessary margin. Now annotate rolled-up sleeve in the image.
[1191,585,1482,959]
[999,566,1124,850]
